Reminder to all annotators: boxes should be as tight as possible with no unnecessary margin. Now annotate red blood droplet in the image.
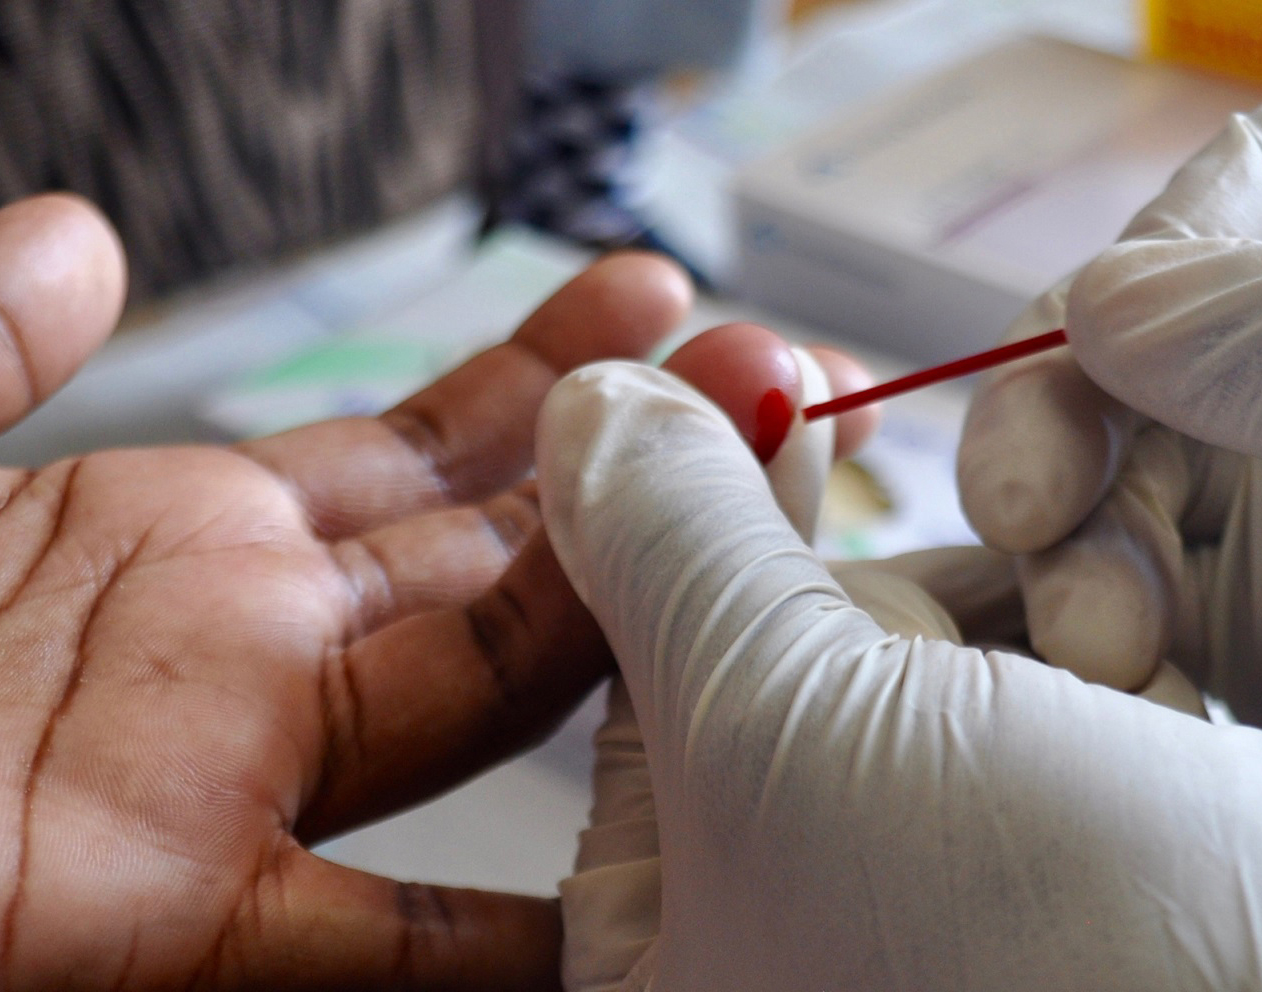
[753,387,795,463]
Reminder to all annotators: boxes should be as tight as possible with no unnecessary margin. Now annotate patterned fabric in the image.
[495,70,651,247]
[488,66,712,287]
[0,1,483,301]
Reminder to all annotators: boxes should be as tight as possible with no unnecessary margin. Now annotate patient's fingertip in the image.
[753,387,795,463]
[0,194,128,424]
[804,346,880,457]
[516,251,694,370]
[663,323,800,453]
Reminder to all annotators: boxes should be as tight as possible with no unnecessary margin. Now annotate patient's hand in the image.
[0,194,694,991]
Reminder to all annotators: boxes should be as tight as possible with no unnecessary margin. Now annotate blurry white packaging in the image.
[733,35,1262,362]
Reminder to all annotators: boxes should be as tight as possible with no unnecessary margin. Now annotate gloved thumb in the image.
[537,361,887,778]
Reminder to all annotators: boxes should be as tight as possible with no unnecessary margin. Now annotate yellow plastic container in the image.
[1144,0,1262,83]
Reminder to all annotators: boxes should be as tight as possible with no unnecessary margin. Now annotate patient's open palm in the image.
[0,194,692,991]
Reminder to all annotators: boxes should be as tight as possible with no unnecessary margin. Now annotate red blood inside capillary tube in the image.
[754,329,1068,462]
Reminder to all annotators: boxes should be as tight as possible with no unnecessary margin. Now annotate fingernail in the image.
[753,387,795,463]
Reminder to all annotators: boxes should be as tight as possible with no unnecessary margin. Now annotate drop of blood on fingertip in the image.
[753,387,795,463]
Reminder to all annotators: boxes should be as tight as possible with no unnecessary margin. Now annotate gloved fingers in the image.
[1016,425,1192,691]
[836,544,1212,717]
[540,364,1262,991]
[957,285,1143,554]
[536,361,884,760]
[1134,660,1207,718]
[1113,108,1262,247]
[1067,237,1262,456]
[1062,109,1262,455]
[826,562,963,642]
[581,678,658,843]
[1172,460,1262,726]
[1006,421,1254,704]
[833,545,1025,649]
[560,677,660,992]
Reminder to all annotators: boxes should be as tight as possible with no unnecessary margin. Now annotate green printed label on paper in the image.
[239,339,453,392]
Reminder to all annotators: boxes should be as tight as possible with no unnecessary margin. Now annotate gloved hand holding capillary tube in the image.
[537,334,1262,992]
[958,105,1262,721]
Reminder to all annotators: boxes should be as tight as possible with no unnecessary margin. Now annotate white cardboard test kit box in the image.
[733,35,1262,363]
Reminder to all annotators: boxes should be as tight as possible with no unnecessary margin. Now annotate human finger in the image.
[1068,237,1262,456]
[662,322,800,461]
[329,481,541,634]
[665,330,846,543]
[1064,110,1262,456]
[294,529,610,842]
[0,193,127,430]
[1015,426,1197,691]
[957,286,1142,554]
[223,840,563,991]
[804,344,881,458]
[833,545,1026,649]
[963,108,1262,554]
[239,252,692,539]
[829,544,1206,716]
[661,323,879,462]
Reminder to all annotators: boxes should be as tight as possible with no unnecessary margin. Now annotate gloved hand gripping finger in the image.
[539,358,1262,992]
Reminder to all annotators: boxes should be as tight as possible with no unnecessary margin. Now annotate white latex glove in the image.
[538,359,1262,992]
[958,106,1262,720]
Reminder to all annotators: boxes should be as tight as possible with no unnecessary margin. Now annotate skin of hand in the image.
[537,354,1262,992]
[956,109,1262,719]
[0,193,697,992]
